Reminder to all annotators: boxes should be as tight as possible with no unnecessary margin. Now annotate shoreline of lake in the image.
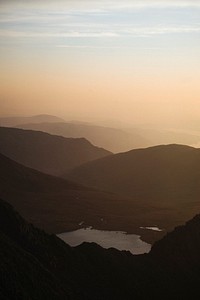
[58,227,151,255]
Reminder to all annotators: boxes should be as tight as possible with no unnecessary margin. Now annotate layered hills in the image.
[17,120,200,152]
[67,144,200,233]
[0,114,65,127]
[0,152,159,242]
[0,127,111,176]
[1,198,200,299]
[16,121,149,153]
[68,144,200,198]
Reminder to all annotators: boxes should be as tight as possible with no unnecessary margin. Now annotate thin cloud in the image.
[1,1,200,10]
[0,30,119,38]
[0,25,199,40]
[56,45,162,49]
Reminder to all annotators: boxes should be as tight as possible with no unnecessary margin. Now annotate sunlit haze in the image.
[0,0,199,128]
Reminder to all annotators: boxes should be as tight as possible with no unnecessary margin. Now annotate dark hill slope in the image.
[0,127,111,176]
[0,152,156,242]
[0,198,78,299]
[1,198,200,299]
[67,144,200,233]
[68,144,200,199]
[17,121,149,153]
[151,214,200,264]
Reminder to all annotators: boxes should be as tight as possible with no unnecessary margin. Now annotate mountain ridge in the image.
[67,143,200,196]
[0,114,65,127]
[16,121,149,153]
[66,144,200,235]
[0,126,111,176]
[16,120,200,152]
[1,151,163,243]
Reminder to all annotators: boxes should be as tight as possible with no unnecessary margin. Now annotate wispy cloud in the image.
[0,25,199,40]
[56,45,162,50]
[0,0,199,49]
[121,26,200,36]
[0,30,119,38]
[1,1,200,11]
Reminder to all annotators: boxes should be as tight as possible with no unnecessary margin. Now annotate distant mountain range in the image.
[1,198,200,299]
[0,114,65,127]
[1,113,199,152]
[0,127,111,176]
[16,120,200,153]
[16,121,149,153]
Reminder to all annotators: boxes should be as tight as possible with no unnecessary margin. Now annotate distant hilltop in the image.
[0,114,65,127]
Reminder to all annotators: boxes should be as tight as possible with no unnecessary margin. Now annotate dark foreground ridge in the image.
[1,198,200,299]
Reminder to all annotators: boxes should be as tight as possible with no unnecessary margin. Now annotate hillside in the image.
[0,152,164,243]
[0,127,111,176]
[68,144,200,198]
[16,121,149,153]
[67,144,200,232]
[1,198,200,299]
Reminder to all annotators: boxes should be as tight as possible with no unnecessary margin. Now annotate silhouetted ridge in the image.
[16,121,200,153]
[16,121,150,153]
[1,198,200,299]
[0,199,73,299]
[150,214,200,264]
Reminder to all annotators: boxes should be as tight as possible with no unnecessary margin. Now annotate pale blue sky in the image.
[0,0,200,127]
[0,1,199,48]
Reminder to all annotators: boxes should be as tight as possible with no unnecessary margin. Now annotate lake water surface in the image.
[58,227,151,255]
[140,226,163,232]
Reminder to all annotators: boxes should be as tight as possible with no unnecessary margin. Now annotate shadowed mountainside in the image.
[1,198,200,299]
[67,144,200,198]
[0,127,111,176]
[67,144,200,234]
[0,152,165,243]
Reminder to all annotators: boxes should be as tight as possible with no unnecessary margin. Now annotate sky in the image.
[0,0,200,128]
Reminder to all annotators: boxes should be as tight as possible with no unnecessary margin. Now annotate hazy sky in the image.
[0,0,199,128]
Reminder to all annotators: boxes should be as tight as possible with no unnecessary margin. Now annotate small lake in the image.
[58,227,151,255]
